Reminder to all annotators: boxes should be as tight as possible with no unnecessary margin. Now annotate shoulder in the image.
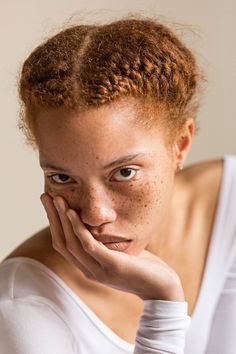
[176,157,225,226]
[180,157,224,199]
[0,297,76,353]
[182,157,224,184]
[2,226,58,263]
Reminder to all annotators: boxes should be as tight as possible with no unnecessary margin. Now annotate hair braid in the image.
[18,17,204,147]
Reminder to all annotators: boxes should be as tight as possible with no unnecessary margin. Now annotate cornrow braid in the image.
[18,17,204,147]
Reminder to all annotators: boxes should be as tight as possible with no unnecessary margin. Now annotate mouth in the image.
[93,235,132,252]
[93,235,131,243]
[101,240,132,251]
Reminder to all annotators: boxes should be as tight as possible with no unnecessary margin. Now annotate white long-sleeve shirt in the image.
[0,154,235,354]
[0,277,190,354]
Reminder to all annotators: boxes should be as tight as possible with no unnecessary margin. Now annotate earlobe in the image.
[174,119,195,170]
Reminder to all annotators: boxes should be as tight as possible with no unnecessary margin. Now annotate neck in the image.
[145,173,190,259]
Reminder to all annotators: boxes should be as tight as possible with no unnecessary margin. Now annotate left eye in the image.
[112,168,137,182]
[48,174,72,184]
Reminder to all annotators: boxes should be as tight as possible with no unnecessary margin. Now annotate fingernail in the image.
[54,198,66,213]
[40,196,49,219]
[66,210,73,222]
[53,199,60,212]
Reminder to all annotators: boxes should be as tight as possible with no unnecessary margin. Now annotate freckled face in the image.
[36,102,176,255]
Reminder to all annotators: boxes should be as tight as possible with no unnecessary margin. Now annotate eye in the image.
[47,174,73,184]
[112,168,137,182]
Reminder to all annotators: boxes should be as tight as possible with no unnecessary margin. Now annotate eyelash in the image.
[46,167,139,185]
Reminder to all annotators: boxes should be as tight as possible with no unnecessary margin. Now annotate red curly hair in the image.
[18,16,204,148]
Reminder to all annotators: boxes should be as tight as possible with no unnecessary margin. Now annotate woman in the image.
[0,17,235,354]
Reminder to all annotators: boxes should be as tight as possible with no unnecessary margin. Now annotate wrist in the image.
[139,277,185,302]
[161,278,185,301]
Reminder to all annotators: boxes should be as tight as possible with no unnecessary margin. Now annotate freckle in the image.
[96,156,99,160]
[144,204,147,207]
[71,188,75,192]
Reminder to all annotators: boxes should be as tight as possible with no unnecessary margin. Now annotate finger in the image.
[40,193,65,250]
[64,204,125,272]
[52,196,102,277]
[40,193,94,278]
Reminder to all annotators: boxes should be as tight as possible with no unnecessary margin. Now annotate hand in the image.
[40,192,185,302]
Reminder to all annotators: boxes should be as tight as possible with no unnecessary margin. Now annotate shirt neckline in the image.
[1,255,135,351]
[185,155,236,354]
[189,156,227,321]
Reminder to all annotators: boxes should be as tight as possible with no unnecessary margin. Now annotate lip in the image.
[103,241,132,251]
[93,235,131,243]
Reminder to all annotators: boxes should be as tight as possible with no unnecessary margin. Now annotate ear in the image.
[173,118,195,169]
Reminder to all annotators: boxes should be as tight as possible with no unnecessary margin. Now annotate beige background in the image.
[1,0,235,261]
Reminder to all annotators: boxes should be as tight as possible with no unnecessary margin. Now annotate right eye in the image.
[47,174,73,184]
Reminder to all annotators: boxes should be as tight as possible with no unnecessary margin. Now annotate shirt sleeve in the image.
[0,298,77,354]
[134,300,191,354]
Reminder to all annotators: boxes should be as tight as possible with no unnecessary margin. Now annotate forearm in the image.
[134,300,191,354]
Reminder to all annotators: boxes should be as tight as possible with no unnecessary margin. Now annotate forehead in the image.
[36,99,164,137]
[35,100,169,166]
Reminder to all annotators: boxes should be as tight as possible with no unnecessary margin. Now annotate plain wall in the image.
[1,0,235,261]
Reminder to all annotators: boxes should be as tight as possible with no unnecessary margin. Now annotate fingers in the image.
[52,196,101,274]
[41,193,128,285]
[40,193,95,279]
[53,195,128,274]
[65,205,122,272]
[40,193,65,250]
[53,195,120,271]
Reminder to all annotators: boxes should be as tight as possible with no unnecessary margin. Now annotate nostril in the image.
[86,225,99,233]
[85,225,106,235]
[83,224,98,233]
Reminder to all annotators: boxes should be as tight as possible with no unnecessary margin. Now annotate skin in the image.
[37,99,195,301]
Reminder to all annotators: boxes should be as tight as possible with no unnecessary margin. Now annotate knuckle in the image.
[83,241,95,253]
[67,243,79,257]
[72,219,80,233]
[67,244,75,255]
[52,241,64,253]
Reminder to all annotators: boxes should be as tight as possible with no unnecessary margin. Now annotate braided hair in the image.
[18,17,203,148]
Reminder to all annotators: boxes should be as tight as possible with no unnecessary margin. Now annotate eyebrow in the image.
[40,153,148,172]
[103,153,148,169]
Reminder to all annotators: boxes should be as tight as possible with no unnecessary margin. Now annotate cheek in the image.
[44,182,77,207]
[118,175,172,225]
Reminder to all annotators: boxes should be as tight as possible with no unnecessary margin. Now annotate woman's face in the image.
[36,101,181,255]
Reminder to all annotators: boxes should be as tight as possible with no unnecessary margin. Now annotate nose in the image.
[79,187,116,228]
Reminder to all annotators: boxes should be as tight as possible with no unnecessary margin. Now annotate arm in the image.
[0,298,76,354]
[134,300,191,354]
